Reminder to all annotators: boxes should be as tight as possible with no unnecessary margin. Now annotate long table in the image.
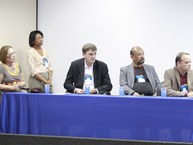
[1,92,193,143]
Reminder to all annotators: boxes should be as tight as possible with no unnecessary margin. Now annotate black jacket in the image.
[64,58,112,94]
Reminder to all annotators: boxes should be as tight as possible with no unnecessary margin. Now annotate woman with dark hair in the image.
[0,45,25,92]
[27,30,53,93]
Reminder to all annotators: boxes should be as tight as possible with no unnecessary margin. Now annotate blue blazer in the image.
[64,58,112,94]
[119,64,160,95]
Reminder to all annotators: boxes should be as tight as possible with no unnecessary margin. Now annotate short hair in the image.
[175,52,189,66]
[82,43,97,54]
[0,45,12,64]
[29,30,43,47]
[130,46,142,56]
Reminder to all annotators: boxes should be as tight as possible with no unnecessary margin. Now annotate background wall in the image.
[0,0,36,85]
[38,0,193,94]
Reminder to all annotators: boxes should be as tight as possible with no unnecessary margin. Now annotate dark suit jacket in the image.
[63,58,112,94]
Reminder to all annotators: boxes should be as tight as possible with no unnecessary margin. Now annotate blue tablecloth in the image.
[0,111,1,133]
[1,92,193,143]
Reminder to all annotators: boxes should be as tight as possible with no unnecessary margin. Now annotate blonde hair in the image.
[0,45,12,64]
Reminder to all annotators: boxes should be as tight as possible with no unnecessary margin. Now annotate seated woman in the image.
[0,45,25,92]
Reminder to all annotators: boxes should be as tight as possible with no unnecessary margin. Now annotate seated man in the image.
[119,46,160,96]
[162,52,193,97]
[63,43,112,94]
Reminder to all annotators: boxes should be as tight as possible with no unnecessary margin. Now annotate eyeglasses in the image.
[7,52,16,58]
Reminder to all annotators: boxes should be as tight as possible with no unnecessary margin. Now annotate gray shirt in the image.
[0,63,22,85]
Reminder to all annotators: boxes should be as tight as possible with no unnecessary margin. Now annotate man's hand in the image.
[74,88,84,94]
[187,91,193,97]
[133,92,140,96]
[90,89,97,94]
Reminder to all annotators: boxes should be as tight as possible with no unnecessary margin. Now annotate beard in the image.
[138,58,144,65]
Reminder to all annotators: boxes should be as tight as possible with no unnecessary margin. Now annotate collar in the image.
[84,61,94,69]
[176,67,188,77]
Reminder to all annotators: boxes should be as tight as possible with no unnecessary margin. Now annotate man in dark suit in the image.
[63,43,112,94]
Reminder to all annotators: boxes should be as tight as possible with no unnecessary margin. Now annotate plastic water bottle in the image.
[161,87,167,97]
[85,85,90,95]
[44,84,50,93]
[119,86,124,96]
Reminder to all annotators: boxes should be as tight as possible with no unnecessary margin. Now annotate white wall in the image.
[38,0,193,94]
[0,0,36,85]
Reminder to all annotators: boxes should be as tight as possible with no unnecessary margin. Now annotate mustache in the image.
[140,58,144,61]
[138,58,144,65]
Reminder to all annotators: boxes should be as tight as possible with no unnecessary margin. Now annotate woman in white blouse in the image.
[27,30,53,93]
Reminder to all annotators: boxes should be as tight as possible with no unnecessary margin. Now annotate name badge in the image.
[85,74,92,85]
[180,84,188,92]
[43,58,49,67]
[136,75,145,83]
